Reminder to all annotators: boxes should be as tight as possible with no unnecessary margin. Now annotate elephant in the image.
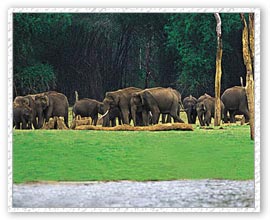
[34,91,69,128]
[196,94,224,126]
[72,98,104,126]
[13,95,38,129]
[101,87,142,127]
[183,95,197,124]
[13,103,32,129]
[100,105,122,127]
[221,86,249,123]
[131,87,184,125]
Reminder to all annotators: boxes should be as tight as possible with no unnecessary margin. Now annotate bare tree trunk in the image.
[240,13,255,140]
[145,41,150,88]
[214,13,223,126]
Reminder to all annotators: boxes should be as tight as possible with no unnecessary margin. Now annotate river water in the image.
[12,179,254,208]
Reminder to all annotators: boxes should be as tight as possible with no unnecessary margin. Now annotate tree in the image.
[214,13,223,126]
[240,13,255,140]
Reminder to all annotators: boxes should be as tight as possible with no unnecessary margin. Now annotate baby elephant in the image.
[13,104,33,129]
[72,98,103,126]
[196,94,224,126]
[183,95,197,124]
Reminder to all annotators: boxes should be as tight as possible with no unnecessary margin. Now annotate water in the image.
[13,179,254,208]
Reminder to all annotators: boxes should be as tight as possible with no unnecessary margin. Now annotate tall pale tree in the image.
[240,13,255,140]
[214,13,223,126]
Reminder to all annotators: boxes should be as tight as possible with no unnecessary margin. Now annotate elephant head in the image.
[14,96,30,107]
[101,92,120,127]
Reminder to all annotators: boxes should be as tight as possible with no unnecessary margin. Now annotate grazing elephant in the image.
[34,91,69,128]
[72,98,104,126]
[183,95,197,124]
[101,87,142,127]
[196,94,224,126]
[131,87,184,125]
[13,95,38,129]
[221,86,249,123]
[13,103,32,129]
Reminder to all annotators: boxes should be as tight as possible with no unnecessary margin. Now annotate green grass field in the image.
[13,125,254,183]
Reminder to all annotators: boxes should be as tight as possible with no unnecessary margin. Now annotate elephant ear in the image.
[139,93,145,106]
[111,94,120,105]
[35,94,49,108]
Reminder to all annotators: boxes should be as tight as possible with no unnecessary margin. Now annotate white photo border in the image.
[7,7,260,212]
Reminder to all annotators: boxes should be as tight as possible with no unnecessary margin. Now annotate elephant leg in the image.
[111,118,116,127]
[15,122,20,129]
[240,108,250,123]
[204,111,211,126]
[45,107,53,122]
[121,108,130,125]
[161,114,166,123]
[223,108,229,123]
[64,112,69,128]
[142,110,149,126]
[131,107,137,126]
[93,115,98,126]
[229,110,236,123]
[191,112,197,124]
[198,113,205,126]
[186,111,192,124]
[32,116,38,129]
[152,112,160,124]
[166,115,172,123]
[170,112,184,123]
[21,118,27,129]
[118,116,122,125]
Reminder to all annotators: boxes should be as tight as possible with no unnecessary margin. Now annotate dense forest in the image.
[13,13,247,104]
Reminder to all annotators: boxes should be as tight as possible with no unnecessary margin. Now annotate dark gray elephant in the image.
[13,103,32,129]
[101,87,142,127]
[34,91,69,128]
[73,98,103,126]
[130,94,147,126]
[131,87,184,125]
[183,95,197,124]
[13,95,38,129]
[196,94,224,126]
[101,105,122,127]
[221,86,249,123]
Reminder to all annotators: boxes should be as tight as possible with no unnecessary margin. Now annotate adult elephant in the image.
[13,103,32,129]
[221,86,249,123]
[73,98,104,126]
[131,87,184,125]
[13,95,38,129]
[101,87,142,127]
[196,94,224,126]
[183,95,197,124]
[34,91,69,128]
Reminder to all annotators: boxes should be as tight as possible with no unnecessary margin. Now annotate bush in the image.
[15,63,56,94]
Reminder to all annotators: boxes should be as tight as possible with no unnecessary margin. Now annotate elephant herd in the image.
[183,86,250,126]
[13,86,250,129]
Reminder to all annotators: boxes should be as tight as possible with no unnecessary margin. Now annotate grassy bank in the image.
[13,125,254,183]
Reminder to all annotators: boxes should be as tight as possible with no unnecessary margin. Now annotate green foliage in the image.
[13,13,72,95]
[15,63,56,94]
[165,13,245,97]
[13,125,254,183]
[13,13,246,100]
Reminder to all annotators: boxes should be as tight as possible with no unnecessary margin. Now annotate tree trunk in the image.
[240,13,255,140]
[145,41,151,89]
[214,13,223,126]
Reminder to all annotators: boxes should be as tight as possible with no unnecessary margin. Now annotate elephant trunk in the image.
[99,102,111,127]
